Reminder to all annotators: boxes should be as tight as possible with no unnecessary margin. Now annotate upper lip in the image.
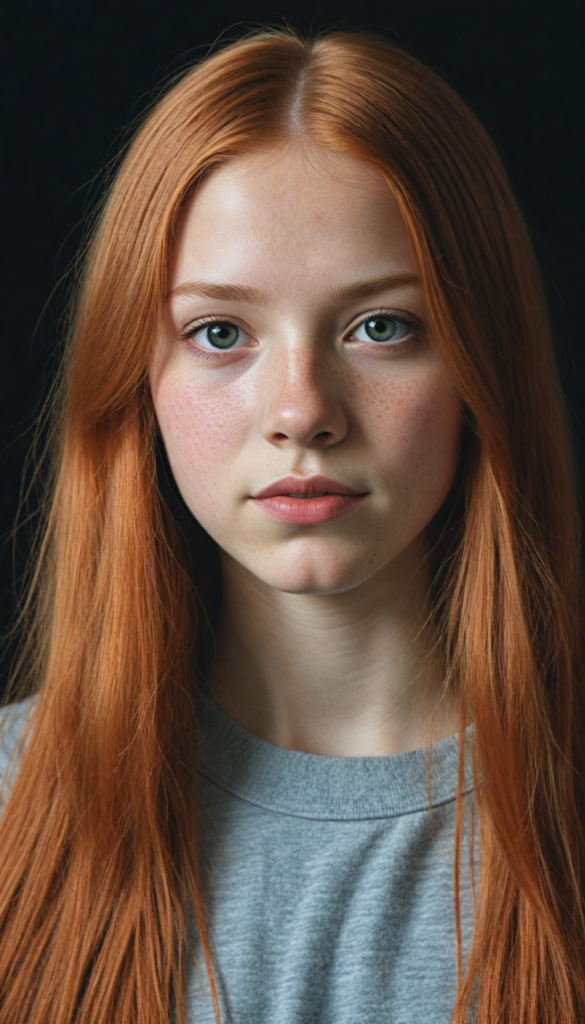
[252,475,367,499]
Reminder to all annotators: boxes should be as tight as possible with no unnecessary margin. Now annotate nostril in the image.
[271,428,336,444]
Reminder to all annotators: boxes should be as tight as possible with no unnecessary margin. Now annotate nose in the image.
[260,345,349,449]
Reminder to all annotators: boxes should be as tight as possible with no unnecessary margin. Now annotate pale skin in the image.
[150,144,462,757]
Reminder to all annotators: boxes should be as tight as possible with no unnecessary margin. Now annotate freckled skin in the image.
[150,146,461,596]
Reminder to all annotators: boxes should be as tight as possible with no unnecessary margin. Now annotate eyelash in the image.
[179,310,421,359]
[350,310,421,352]
[178,315,249,362]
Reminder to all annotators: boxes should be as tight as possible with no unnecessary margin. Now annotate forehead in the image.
[169,146,416,293]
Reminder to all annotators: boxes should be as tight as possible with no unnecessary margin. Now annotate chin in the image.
[249,551,380,596]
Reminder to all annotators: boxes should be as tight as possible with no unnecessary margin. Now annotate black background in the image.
[1,0,583,695]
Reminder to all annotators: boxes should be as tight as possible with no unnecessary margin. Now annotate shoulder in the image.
[0,695,38,797]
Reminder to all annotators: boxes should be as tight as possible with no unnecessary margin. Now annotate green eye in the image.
[353,315,413,345]
[204,322,240,348]
[189,319,252,353]
[364,317,398,342]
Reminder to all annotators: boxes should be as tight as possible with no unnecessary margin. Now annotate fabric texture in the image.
[0,697,36,812]
[190,688,475,1024]
[0,692,476,1024]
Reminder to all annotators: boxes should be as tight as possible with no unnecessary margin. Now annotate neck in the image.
[206,537,456,757]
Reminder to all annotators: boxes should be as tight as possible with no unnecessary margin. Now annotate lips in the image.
[251,476,368,525]
[253,475,366,500]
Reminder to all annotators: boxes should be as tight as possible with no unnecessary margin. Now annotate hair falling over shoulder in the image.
[0,27,583,1024]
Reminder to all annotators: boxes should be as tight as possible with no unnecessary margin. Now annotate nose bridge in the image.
[260,332,348,448]
[280,341,324,395]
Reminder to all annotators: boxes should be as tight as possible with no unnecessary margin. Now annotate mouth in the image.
[253,475,366,500]
[250,475,368,525]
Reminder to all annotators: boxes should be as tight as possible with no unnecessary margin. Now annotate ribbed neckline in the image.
[196,686,473,822]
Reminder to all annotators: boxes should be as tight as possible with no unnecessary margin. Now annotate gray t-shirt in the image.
[0,693,475,1024]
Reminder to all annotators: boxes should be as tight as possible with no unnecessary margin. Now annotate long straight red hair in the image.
[0,28,584,1024]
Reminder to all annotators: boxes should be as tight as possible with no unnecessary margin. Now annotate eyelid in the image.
[344,308,422,341]
[180,313,250,334]
[179,314,255,346]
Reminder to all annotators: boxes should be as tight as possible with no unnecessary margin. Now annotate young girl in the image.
[0,28,583,1024]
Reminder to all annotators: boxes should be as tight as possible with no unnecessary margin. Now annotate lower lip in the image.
[252,494,367,525]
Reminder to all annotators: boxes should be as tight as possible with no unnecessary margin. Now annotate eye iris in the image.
[207,322,239,348]
[364,317,397,342]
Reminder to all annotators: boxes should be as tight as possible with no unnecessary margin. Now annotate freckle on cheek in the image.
[161,383,245,469]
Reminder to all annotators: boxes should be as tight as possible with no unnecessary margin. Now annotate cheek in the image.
[365,373,461,486]
[153,370,250,494]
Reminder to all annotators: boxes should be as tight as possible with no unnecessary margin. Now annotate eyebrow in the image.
[329,272,420,302]
[165,272,419,305]
[166,280,270,304]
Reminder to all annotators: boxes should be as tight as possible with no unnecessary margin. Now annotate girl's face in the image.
[150,146,461,594]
